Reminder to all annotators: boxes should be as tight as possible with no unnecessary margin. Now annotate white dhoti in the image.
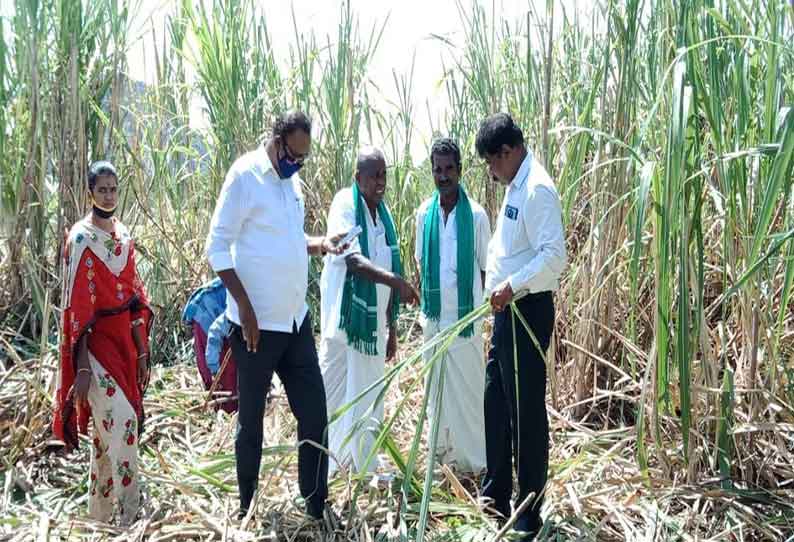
[319,186,394,476]
[415,194,492,474]
[320,337,386,475]
[423,320,487,473]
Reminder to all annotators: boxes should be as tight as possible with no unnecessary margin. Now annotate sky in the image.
[127,0,571,86]
[124,0,587,159]
[0,0,586,160]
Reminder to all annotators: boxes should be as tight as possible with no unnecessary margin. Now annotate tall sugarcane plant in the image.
[1,0,793,539]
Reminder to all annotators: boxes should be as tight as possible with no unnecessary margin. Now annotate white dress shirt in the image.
[205,147,309,332]
[485,151,567,295]
[320,187,393,354]
[414,196,491,328]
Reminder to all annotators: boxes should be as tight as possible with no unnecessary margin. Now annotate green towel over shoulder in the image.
[421,184,474,337]
[339,182,403,355]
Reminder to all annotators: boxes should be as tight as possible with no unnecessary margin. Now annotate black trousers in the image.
[229,315,328,515]
[482,291,555,528]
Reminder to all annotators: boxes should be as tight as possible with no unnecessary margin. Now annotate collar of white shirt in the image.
[440,203,456,223]
[509,150,533,191]
[260,145,279,177]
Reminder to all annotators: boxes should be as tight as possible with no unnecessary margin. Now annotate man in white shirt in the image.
[205,111,345,521]
[476,113,567,540]
[319,147,419,476]
[414,137,490,474]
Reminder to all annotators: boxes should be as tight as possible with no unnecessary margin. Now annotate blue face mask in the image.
[277,155,303,179]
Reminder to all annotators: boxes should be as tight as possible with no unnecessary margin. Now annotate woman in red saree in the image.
[52,161,153,526]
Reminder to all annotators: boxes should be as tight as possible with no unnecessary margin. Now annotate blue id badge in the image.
[505,205,519,220]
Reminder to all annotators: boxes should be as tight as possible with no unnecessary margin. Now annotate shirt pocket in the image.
[510,211,529,253]
[282,181,306,221]
[499,204,519,254]
[249,186,281,233]
[281,186,305,236]
[296,193,306,221]
[373,231,391,269]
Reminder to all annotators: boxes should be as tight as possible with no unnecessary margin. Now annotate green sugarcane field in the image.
[1,0,793,540]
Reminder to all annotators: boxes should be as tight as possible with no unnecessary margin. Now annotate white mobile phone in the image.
[337,225,363,246]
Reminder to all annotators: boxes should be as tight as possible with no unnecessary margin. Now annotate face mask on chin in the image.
[275,137,306,179]
[277,153,303,179]
[91,197,117,219]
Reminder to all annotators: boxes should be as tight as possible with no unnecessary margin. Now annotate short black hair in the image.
[475,112,524,157]
[271,110,312,140]
[87,160,118,191]
[430,137,461,169]
[355,146,385,176]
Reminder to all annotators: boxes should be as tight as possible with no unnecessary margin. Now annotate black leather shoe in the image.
[515,514,542,541]
[305,500,325,521]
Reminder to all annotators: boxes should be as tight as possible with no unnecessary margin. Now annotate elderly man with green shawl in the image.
[319,147,419,476]
[414,137,491,474]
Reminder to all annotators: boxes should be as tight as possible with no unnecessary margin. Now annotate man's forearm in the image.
[217,268,252,309]
[305,235,326,256]
[344,253,399,287]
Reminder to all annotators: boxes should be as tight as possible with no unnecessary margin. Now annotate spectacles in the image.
[281,139,310,165]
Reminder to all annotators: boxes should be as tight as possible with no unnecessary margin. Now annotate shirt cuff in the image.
[507,273,529,295]
[328,241,361,264]
[208,251,234,272]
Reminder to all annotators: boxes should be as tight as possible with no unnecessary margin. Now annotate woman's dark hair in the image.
[87,160,118,191]
[475,112,524,157]
[271,110,312,139]
[430,137,462,169]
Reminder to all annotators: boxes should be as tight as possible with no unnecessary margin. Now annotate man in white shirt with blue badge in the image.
[205,110,345,522]
[476,113,567,540]
[414,137,491,474]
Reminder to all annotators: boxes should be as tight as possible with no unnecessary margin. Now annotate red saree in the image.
[53,217,153,451]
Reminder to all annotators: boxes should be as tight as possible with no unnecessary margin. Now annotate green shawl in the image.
[339,182,403,355]
[420,185,474,337]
